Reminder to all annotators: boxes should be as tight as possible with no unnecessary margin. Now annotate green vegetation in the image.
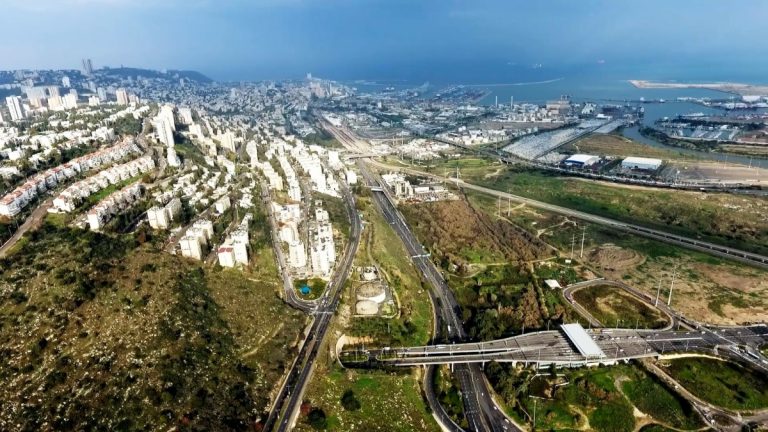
[347,194,433,347]
[340,389,362,411]
[83,174,143,207]
[486,362,703,432]
[622,372,703,429]
[299,366,438,432]
[112,115,143,137]
[469,166,768,256]
[400,198,549,271]
[566,133,697,160]
[433,365,467,429]
[572,285,668,329]
[295,277,328,300]
[663,357,768,410]
[0,217,303,430]
[400,195,576,340]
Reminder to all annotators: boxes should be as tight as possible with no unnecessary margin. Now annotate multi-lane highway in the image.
[328,123,768,270]
[355,159,519,432]
[345,325,768,368]
[263,177,362,432]
[323,120,768,431]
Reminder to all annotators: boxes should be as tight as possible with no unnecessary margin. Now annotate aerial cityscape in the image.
[3,1,768,431]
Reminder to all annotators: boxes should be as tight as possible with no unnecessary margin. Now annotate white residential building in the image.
[6,96,24,121]
[180,235,203,260]
[288,240,307,268]
[116,88,130,105]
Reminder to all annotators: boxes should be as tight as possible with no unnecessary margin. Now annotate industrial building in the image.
[622,156,663,171]
[564,154,600,168]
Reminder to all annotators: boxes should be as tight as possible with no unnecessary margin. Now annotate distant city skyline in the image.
[3,0,768,81]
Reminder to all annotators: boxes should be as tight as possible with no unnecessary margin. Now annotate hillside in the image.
[0,223,303,430]
[100,67,213,83]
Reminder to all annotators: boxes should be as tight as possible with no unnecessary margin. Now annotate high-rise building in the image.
[115,88,129,105]
[87,81,97,92]
[48,96,63,110]
[47,86,60,98]
[63,93,78,109]
[0,110,4,124]
[62,76,71,88]
[82,58,94,76]
[97,87,107,101]
[5,96,24,121]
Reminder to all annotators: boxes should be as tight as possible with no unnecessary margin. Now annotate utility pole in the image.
[667,266,677,306]
[579,225,586,258]
[570,233,575,259]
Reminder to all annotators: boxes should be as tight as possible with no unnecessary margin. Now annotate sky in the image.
[2,0,768,82]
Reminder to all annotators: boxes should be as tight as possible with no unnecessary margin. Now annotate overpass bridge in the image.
[341,324,768,368]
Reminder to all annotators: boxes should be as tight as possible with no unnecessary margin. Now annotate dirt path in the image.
[0,198,53,258]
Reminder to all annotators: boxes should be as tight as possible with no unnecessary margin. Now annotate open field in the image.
[718,143,768,157]
[298,364,438,432]
[0,221,304,430]
[572,285,669,329]
[470,167,768,256]
[661,357,768,411]
[298,191,438,431]
[400,198,550,269]
[567,133,698,160]
[486,362,703,432]
[669,159,768,184]
[463,189,768,326]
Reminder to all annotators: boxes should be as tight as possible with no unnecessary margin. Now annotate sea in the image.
[340,61,768,166]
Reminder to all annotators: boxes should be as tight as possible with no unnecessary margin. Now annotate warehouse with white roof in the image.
[621,156,662,171]
[564,154,600,167]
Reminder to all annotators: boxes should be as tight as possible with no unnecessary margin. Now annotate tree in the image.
[307,408,327,430]
[340,389,361,411]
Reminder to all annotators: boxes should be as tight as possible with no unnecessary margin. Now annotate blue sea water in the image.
[341,61,768,165]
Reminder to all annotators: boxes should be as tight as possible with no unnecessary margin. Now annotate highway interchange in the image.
[264,120,768,431]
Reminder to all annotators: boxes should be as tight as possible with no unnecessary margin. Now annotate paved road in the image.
[329,124,768,270]
[264,176,362,432]
[355,159,518,432]
[348,325,768,368]
[260,180,317,313]
[0,197,53,258]
[374,159,768,270]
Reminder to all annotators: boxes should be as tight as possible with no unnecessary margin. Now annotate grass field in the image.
[622,371,703,429]
[662,357,768,411]
[566,133,698,160]
[298,363,438,432]
[470,167,768,257]
[573,285,669,329]
[463,187,768,326]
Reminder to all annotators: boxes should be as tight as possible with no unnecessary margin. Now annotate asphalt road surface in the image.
[264,177,362,432]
